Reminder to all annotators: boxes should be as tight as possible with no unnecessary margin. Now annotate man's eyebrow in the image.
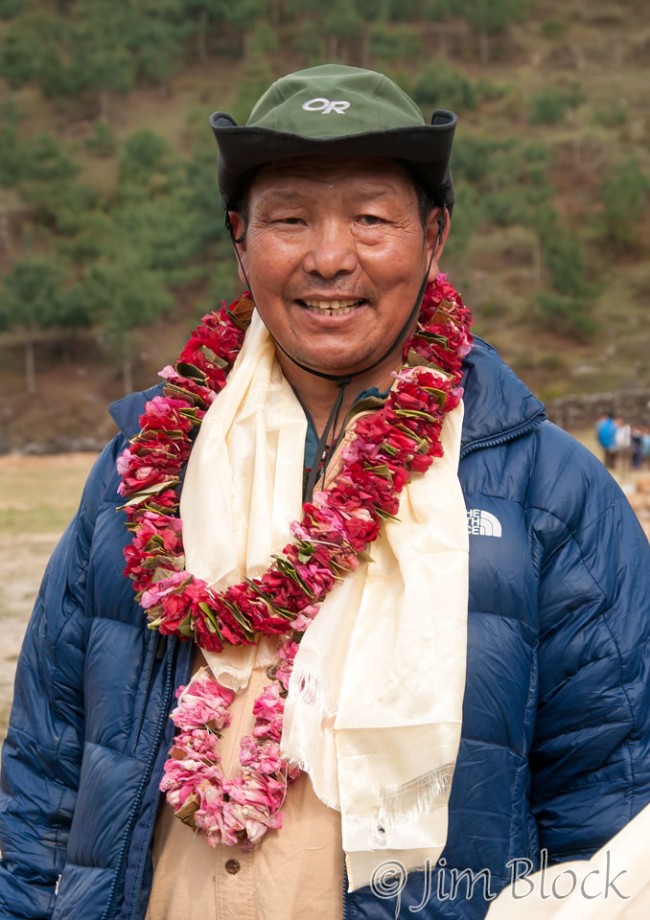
[257,183,401,204]
[352,184,397,198]
[255,189,307,206]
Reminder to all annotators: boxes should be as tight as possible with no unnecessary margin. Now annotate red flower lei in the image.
[118,274,472,848]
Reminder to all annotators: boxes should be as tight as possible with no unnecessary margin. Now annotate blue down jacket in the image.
[1,337,649,920]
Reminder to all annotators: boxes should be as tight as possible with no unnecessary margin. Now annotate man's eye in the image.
[275,216,304,225]
[358,214,385,226]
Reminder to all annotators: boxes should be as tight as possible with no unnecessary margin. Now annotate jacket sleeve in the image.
[529,423,650,861]
[0,436,126,920]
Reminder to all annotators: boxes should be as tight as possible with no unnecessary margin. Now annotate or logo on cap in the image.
[301,98,350,114]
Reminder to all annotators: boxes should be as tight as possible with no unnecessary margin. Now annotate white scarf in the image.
[180,311,469,891]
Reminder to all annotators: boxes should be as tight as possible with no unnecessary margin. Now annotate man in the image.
[595,412,618,468]
[1,64,649,920]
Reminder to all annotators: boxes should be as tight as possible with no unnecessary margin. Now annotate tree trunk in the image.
[25,336,36,396]
[479,28,489,65]
[268,0,283,25]
[573,136,582,170]
[122,356,134,396]
[240,29,251,60]
[197,9,209,63]
[360,29,370,68]
[0,201,12,256]
[99,90,109,124]
[533,236,543,285]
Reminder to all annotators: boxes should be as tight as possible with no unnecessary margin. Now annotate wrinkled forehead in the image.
[244,154,419,206]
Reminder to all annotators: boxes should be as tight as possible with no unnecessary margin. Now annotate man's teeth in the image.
[302,299,362,314]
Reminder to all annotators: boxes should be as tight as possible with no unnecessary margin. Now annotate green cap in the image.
[210,64,457,211]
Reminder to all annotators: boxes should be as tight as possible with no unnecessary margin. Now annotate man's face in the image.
[229,156,444,380]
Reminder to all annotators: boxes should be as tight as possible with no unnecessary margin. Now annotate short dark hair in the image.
[399,161,445,228]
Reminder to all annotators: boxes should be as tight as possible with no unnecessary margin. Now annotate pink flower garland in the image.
[160,641,301,848]
[118,275,472,849]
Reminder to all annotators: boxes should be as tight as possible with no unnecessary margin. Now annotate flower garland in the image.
[118,275,473,849]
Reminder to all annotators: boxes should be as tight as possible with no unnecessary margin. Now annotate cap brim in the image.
[211,112,456,211]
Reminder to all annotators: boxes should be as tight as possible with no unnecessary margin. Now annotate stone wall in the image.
[546,389,650,431]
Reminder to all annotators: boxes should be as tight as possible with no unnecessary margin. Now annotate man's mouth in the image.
[297,298,366,316]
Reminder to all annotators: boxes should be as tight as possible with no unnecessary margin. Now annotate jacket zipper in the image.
[460,412,546,460]
[131,631,166,752]
[100,636,181,920]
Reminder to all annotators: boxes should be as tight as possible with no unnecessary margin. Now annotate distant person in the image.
[642,429,650,466]
[615,417,632,476]
[631,425,644,470]
[1,64,649,920]
[596,412,618,468]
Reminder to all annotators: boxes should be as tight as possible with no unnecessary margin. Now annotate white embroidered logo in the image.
[301,97,350,114]
[467,509,503,538]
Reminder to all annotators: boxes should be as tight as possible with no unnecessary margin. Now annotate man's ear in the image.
[425,207,451,281]
[227,211,248,285]
[227,211,247,246]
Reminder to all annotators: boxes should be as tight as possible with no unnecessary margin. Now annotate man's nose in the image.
[302,219,358,278]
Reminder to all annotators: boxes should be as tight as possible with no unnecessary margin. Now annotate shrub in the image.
[422,0,455,20]
[0,100,22,185]
[593,103,629,129]
[356,0,452,21]
[368,24,422,61]
[443,184,481,258]
[250,21,278,56]
[481,191,529,227]
[231,59,275,125]
[535,292,595,339]
[290,21,326,60]
[410,62,477,112]
[118,130,177,197]
[541,18,568,40]
[599,157,649,252]
[0,0,26,17]
[539,222,585,297]
[451,136,502,187]
[84,121,117,158]
[322,0,364,52]
[528,83,584,126]
[451,136,552,229]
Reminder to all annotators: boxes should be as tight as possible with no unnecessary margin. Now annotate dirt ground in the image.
[0,449,648,746]
[0,453,98,739]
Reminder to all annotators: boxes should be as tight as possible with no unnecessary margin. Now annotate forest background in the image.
[1,0,650,738]
[0,0,649,452]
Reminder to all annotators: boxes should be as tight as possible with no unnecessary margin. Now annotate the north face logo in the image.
[467,509,502,538]
[301,97,350,114]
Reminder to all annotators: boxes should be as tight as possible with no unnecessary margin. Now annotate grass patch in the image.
[0,454,97,536]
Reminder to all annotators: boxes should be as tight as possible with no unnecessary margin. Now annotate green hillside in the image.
[0,0,649,449]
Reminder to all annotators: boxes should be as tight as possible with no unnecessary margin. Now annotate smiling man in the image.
[1,64,649,920]
[228,155,445,433]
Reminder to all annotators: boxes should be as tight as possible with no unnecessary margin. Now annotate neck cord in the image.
[303,375,350,502]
